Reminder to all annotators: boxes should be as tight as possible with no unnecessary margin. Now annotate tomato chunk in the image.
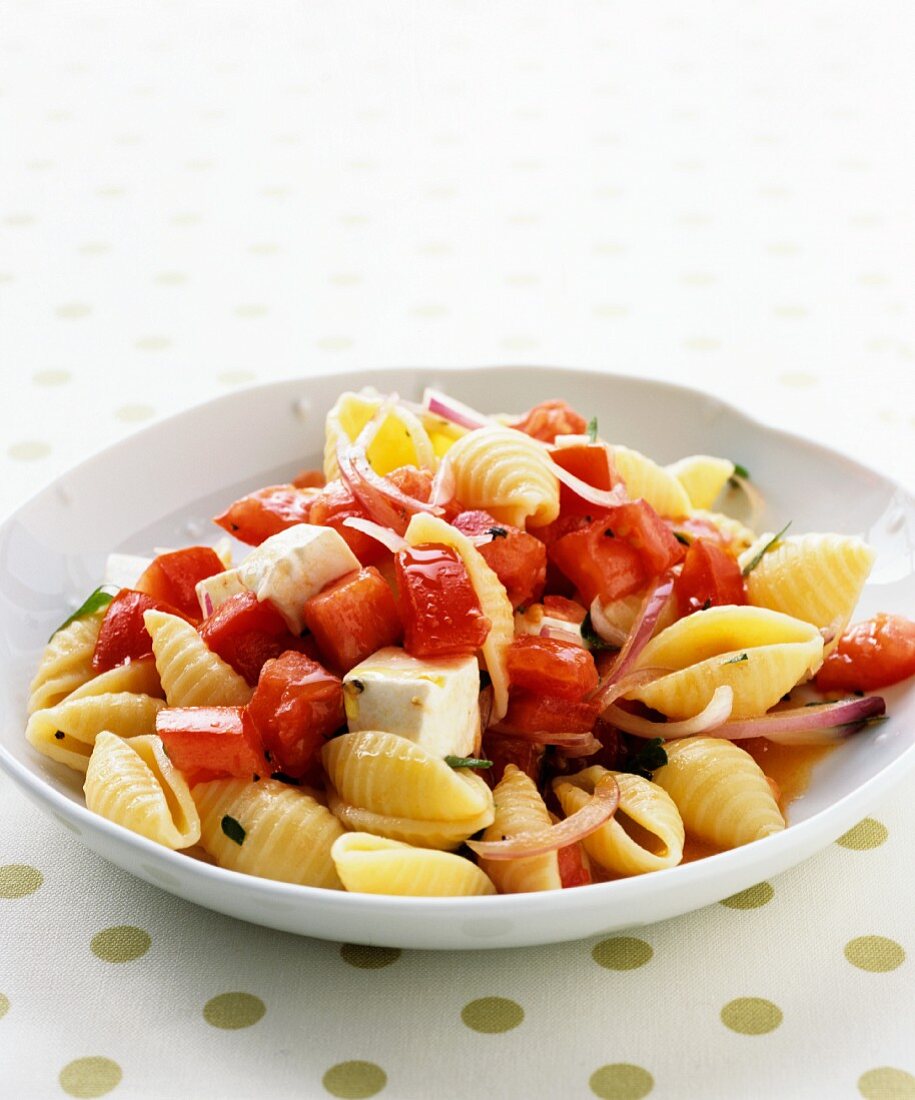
[92,589,188,672]
[291,469,326,489]
[136,547,225,620]
[506,636,598,700]
[396,544,491,659]
[511,399,588,443]
[247,652,344,778]
[815,614,915,692]
[302,567,402,674]
[481,732,545,787]
[156,707,265,784]
[306,479,385,564]
[549,521,647,605]
[551,443,617,514]
[214,485,313,546]
[542,595,587,624]
[198,592,311,686]
[498,690,599,734]
[452,510,547,609]
[605,501,686,574]
[675,539,746,616]
[557,843,592,888]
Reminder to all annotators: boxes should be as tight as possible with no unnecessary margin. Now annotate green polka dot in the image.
[134,336,172,351]
[33,368,71,385]
[721,882,775,909]
[0,864,43,897]
[683,336,721,351]
[858,1067,915,1099]
[59,1057,122,1098]
[592,937,653,970]
[844,936,905,973]
[322,1060,387,1098]
[234,304,269,318]
[114,404,154,423]
[589,1063,654,1099]
[339,944,401,969]
[0,993,9,1019]
[91,925,151,963]
[153,271,187,285]
[8,441,51,461]
[316,336,354,351]
[78,243,111,255]
[55,303,92,319]
[837,818,888,850]
[218,369,256,386]
[460,997,524,1034]
[203,992,265,1029]
[720,997,783,1035]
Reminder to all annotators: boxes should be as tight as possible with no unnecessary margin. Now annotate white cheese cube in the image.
[343,647,481,758]
[196,569,247,617]
[236,523,360,633]
[103,553,152,590]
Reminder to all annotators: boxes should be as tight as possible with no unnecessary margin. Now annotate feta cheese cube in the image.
[196,568,247,617]
[343,647,481,758]
[103,553,152,590]
[236,523,360,633]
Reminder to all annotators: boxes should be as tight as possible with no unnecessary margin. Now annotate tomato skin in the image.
[302,567,402,675]
[247,652,344,778]
[291,469,326,489]
[557,843,592,888]
[506,636,598,700]
[198,592,311,686]
[674,539,746,616]
[815,614,915,692]
[396,544,491,659]
[156,707,266,785]
[551,444,616,514]
[605,501,686,574]
[451,510,547,609]
[549,521,648,605]
[511,399,588,443]
[481,732,545,787]
[306,480,386,564]
[136,547,225,620]
[498,690,599,735]
[92,589,188,672]
[542,595,587,624]
[213,486,313,547]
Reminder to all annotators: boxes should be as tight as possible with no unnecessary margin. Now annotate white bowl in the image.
[2,366,913,949]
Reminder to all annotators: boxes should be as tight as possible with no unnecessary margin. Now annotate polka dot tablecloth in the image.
[1,2,914,1097]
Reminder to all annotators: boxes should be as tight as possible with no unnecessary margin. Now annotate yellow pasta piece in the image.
[652,736,785,848]
[611,445,692,517]
[26,691,166,773]
[326,788,492,852]
[64,657,163,701]
[744,533,875,640]
[478,765,562,893]
[84,732,200,849]
[28,612,104,714]
[688,509,758,552]
[193,778,344,889]
[404,512,514,721]
[666,455,735,511]
[331,833,496,897]
[629,606,824,719]
[446,426,560,528]
[322,731,494,822]
[553,766,684,875]
[143,609,253,706]
[323,390,436,480]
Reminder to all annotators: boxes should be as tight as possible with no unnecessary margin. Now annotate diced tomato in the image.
[396,544,491,659]
[549,521,648,605]
[551,443,617,514]
[668,515,731,548]
[506,636,598,700]
[213,485,313,546]
[815,614,915,692]
[498,690,599,734]
[291,469,326,489]
[605,501,686,574]
[675,539,746,617]
[481,732,545,787]
[135,547,225,620]
[302,567,402,674]
[198,592,311,686]
[511,399,588,443]
[306,479,385,564]
[92,589,188,672]
[557,843,592,888]
[452,510,547,608]
[543,595,587,624]
[532,512,598,552]
[156,707,266,785]
[247,652,344,778]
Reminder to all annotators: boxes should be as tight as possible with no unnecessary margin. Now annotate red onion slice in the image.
[539,623,585,646]
[588,597,629,648]
[590,578,674,709]
[429,455,456,508]
[604,685,735,740]
[595,666,672,711]
[467,772,619,860]
[547,456,629,510]
[714,694,887,745]
[341,517,407,554]
[423,388,493,431]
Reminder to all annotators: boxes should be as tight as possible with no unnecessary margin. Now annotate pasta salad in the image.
[26,388,915,897]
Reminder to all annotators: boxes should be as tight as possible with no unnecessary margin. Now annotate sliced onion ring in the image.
[539,623,584,646]
[341,517,407,554]
[589,597,628,648]
[604,685,735,740]
[423,388,493,431]
[547,455,629,510]
[429,455,455,508]
[728,473,765,530]
[590,577,674,709]
[594,666,672,711]
[466,772,619,860]
[713,694,887,745]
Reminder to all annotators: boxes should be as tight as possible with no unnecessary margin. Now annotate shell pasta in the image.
[23,387,912,899]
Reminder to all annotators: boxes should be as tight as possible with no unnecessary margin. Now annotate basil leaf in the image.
[587,417,598,443]
[221,814,246,846]
[732,463,750,480]
[49,585,117,642]
[581,612,616,652]
[723,652,749,665]
[742,521,791,577]
[622,737,668,780]
[444,756,493,769]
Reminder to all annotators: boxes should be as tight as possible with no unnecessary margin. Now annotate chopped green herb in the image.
[673,531,691,546]
[581,612,616,652]
[742,521,792,576]
[732,462,750,481]
[444,756,493,769]
[270,771,302,786]
[49,585,117,642]
[701,598,712,611]
[220,814,246,846]
[587,417,598,443]
[622,738,668,780]
[479,669,493,691]
[487,526,508,539]
[723,652,749,665]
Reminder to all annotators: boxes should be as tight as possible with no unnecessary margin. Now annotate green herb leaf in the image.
[487,526,508,540]
[732,462,750,480]
[622,737,668,780]
[742,521,792,577]
[723,652,749,665]
[673,531,691,546]
[581,612,616,652]
[444,756,493,769]
[587,417,598,443]
[221,814,246,846]
[49,585,117,642]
